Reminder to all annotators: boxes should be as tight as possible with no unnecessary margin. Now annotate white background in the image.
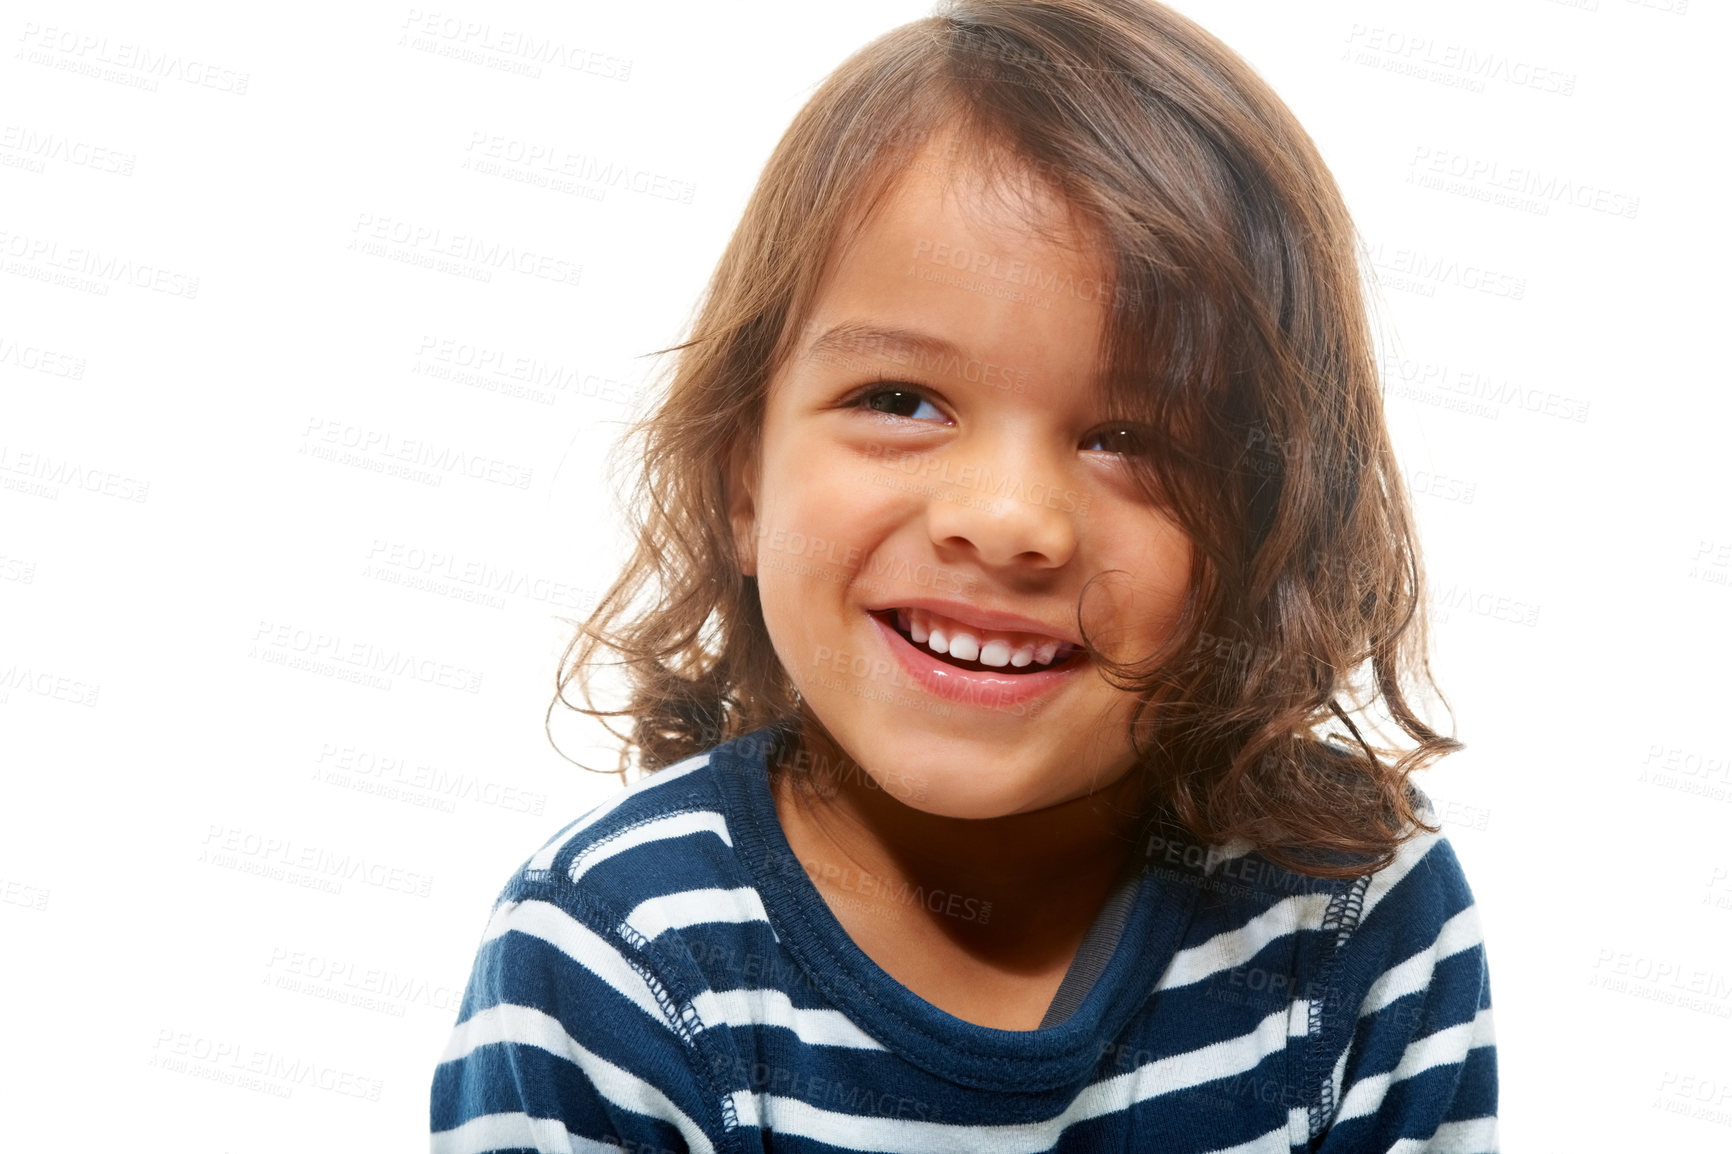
[2,0,1727,1148]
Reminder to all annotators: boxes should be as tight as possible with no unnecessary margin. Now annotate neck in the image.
[770,720,1146,923]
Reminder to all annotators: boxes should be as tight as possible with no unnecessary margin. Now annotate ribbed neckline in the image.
[710,728,1203,1093]
[1037,850,1145,1029]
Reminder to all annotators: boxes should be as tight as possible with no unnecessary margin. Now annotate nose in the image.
[921,442,1079,572]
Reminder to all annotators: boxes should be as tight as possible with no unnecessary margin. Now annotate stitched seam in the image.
[505,880,744,1148]
[1308,874,1370,1140]
[563,808,709,884]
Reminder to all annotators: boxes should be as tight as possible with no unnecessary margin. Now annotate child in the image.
[431,1,1497,1150]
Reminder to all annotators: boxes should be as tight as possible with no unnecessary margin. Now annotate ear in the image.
[725,435,760,578]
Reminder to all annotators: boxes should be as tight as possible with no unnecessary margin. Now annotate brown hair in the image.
[553,0,1457,877]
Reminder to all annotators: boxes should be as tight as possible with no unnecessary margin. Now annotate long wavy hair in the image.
[553,0,1458,877]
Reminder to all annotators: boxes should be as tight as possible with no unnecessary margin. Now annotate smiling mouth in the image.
[870,609,1085,675]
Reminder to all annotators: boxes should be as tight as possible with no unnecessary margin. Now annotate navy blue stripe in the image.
[432,728,1498,1152]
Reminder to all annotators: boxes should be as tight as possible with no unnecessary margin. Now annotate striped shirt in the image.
[431,728,1497,1152]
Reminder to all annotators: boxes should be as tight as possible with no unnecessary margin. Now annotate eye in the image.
[1081,426,1146,455]
[855,385,948,424]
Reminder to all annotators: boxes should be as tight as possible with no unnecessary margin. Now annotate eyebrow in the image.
[802,322,968,369]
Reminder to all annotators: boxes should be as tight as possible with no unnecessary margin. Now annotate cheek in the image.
[1133,516,1194,611]
[750,497,867,675]
[754,550,824,672]
[759,459,905,582]
[1074,521,1192,660]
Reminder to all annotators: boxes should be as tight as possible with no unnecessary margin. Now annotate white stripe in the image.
[690,987,884,1050]
[478,900,670,1028]
[1335,1008,1496,1124]
[1286,999,1314,1038]
[568,810,733,886]
[525,752,711,873]
[1362,906,1484,1016]
[1158,892,1334,990]
[727,1008,1291,1153]
[1082,1007,1290,1119]
[431,1111,625,1154]
[1357,828,1442,924]
[477,900,855,1052]
[1198,838,1258,873]
[624,887,770,942]
[730,1091,763,1128]
[435,1004,714,1154]
[1385,1115,1499,1153]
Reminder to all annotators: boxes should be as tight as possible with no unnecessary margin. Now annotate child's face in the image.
[731,135,1193,820]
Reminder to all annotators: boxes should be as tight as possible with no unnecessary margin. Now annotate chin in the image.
[851,715,1141,820]
[904,784,1042,821]
[858,741,1061,820]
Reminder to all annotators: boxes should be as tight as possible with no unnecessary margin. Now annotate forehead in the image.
[787,131,1116,394]
[838,128,1106,291]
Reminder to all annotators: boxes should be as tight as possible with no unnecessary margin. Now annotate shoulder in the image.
[1209,798,1486,1007]
[474,735,791,998]
[448,741,768,1065]
[1339,813,1494,1057]
[496,744,761,928]
[1202,793,1482,946]
[1351,804,1485,969]
[1166,809,1489,1019]
[1302,812,1498,1145]
[437,745,754,1150]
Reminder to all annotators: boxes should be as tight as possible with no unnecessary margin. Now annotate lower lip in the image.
[866,611,1083,710]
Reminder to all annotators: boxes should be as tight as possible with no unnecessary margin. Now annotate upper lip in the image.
[867,597,1080,645]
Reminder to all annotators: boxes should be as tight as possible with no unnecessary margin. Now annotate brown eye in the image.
[1082,427,1145,455]
[861,388,945,422]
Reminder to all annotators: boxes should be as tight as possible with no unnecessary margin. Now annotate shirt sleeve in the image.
[1311,835,1499,1153]
[430,886,727,1154]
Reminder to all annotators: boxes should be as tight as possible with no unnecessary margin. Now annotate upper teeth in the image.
[895,607,1070,668]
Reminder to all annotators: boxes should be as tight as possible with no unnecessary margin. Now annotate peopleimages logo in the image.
[348,212,582,288]
[264,946,463,1015]
[0,444,148,502]
[398,9,633,81]
[0,125,136,176]
[412,335,638,409]
[1408,146,1640,220]
[1364,241,1526,301]
[250,620,485,694]
[0,332,87,378]
[313,741,548,816]
[300,417,533,490]
[0,663,101,707]
[363,539,589,612]
[1343,24,1577,96]
[463,132,696,204]
[200,824,435,898]
[0,227,199,297]
[149,1028,383,1101]
[16,23,251,94]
